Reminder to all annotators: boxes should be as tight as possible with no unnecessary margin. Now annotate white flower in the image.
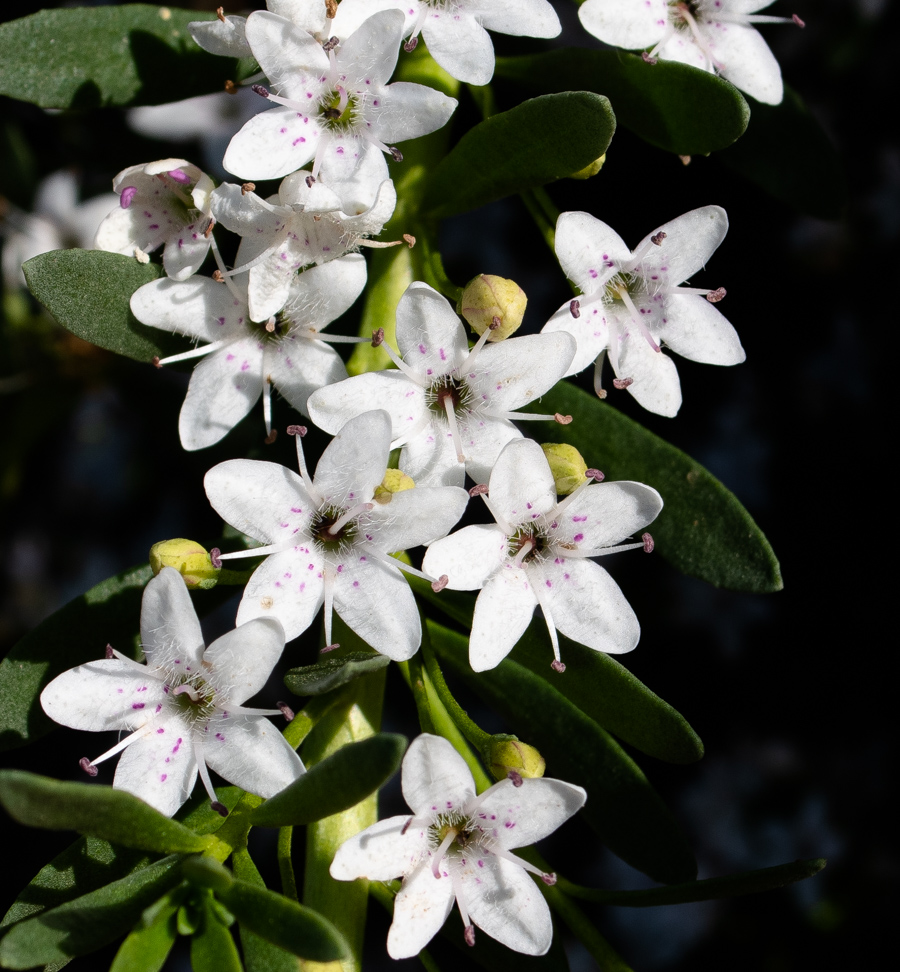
[205,410,469,659]
[542,206,745,417]
[189,0,330,58]
[130,255,366,450]
[423,438,662,671]
[94,159,215,280]
[330,0,561,85]
[308,282,576,487]
[40,567,304,817]
[1,170,117,290]
[331,733,586,957]
[579,0,804,105]
[222,10,457,211]
[210,172,396,322]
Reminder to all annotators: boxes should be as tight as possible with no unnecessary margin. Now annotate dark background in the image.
[1,1,894,970]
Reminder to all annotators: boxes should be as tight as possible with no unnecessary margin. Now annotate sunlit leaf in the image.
[231,849,300,972]
[284,652,392,697]
[109,893,178,972]
[190,896,242,972]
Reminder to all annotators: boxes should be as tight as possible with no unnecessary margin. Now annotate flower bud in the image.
[459,275,527,341]
[487,735,546,782]
[541,443,588,495]
[149,539,220,589]
[373,468,416,505]
[569,154,606,180]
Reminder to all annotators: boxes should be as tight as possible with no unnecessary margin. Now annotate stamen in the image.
[793,14,806,27]
[371,327,384,347]
[88,721,159,767]
[215,539,296,561]
[403,234,416,247]
[374,334,427,386]
[586,468,604,482]
[216,7,226,23]
[431,575,449,593]
[225,80,238,95]
[327,502,373,536]
[321,642,340,653]
[674,2,723,71]
[262,376,273,441]
[679,155,692,166]
[508,770,524,787]
[252,84,270,99]
[287,424,323,505]
[79,757,98,776]
[464,925,476,947]
[241,182,256,196]
[613,377,633,389]
[323,564,335,651]
[569,299,580,318]
[155,340,225,368]
[195,741,227,815]
[479,493,514,535]
[469,484,488,497]
[643,532,654,553]
[120,186,138,209]
[432,827,458,878]
[593,351,608,400]
[403,35,418,52]
[706,287,726,303]
[488,844,554,881]
[512,538,535,568]
[551,659,566,673]
[462,321,496,372]
[651,231,667,246]
[614,283,660,353]
[530,566,563,670]
[642,51,657,64]
[322,35,340,52]
[105,644,115,659]
[210,547,222,568]
[443,395,466,464]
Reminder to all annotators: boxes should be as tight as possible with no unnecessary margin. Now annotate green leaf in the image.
[0,771,210,854]
[23,250,186,363]
[252,733,406,827]
[190,897,242,972]
[717,86,845,219]
[0,562,151,752]
[0,6,244,110]
[429,621,696,884]
[526,381,782,592]
[109,895,178,972]
[495,49,749,156]
[217,879,349,962]
[421,92,616,218]
[0,856,182,969]
[284,651,392,697]
[231,849,300,972]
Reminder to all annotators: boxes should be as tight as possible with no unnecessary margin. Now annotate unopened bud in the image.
[541,443,589,496]
[569,153,607,180]
[459,275,527,341]
[487,735,546,783]
[374,468,416,504]
[149,539,220,590]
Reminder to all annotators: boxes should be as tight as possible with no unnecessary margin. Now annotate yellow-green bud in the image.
[459,274,527,341]
[149,539,220,590]
[541,443,588,495]
[488,736,546,783]
[373,468,415,504]
[569,154,606,180]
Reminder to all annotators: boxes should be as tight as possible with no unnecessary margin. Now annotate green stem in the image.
[277,826,298,902]
[419,230,462,303]
[531,185,562,227]
[398,656,437,734]
[520,187,557,256]
[283,689,349,749]
[420,631,490,753]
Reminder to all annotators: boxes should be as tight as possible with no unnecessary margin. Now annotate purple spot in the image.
[216,733,225,741]
[478,859,484,867]
[160,773,168,782]
[157,727,165,734]
[545,579,552,588]
[353,580,359,587]
[418,343,427,354]
[148,223,159,230]
[573,533,584,542]
[572,515,587,522]
[172,738,183,754]
[132,702,145,710]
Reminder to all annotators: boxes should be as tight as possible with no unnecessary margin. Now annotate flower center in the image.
[320,85,359,130]
[169,673,218,723]
[425,375,472,417]
[310,504,364,552]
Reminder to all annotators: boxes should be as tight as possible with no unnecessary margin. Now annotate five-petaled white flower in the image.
[423,438,663,671]
[205,409,469,658]
[579,0,804,105]
[94,159,215,280]
[223,9,457,211]
[331,0,561,85]
[331,733,586,957]
[210,172,396,323]
[542,206,745,417]
[308,281,576,487]
[189,0,331,59]
[40,567,304,817]
[130,255,367,450]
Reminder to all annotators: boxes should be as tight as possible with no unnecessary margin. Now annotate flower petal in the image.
[203,617,285,706]
[331,815,430,881]
[308,371,426,436]
[488,438,556,528]
[368,485,469,553]
[423,524,508,591]
[224,106,320,182]
[578,0,669,49]
[555,211,630,293]
[458,416,521,488]
[313,410,391,507]
[236,548,326,643]
[542,297,610,378]
[615,330,683,417]
[401,422,465,488]
[130,276,249,343]
[188,16,251,58]
[634,206,728,286]
[470,567,535,671]
[387,863,455,959]
[161,221,211,281]
[548,481,663,553]
[471,777,587,850]
[658,295,745,365]
[266,336,347,417]
[141,567,205,669]
[401,734,476,815]
[421,13,495,86]
[338,9,404,87]
[470,331,574,412]
[203,713,304,798]
[707,21,783,104]
[396,281,468,376]
[245,10,329,93]
[475,0,561,38]
[114,720,198,817]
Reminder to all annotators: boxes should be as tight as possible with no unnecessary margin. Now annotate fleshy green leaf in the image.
[0,771,210,854]
[429,621,696,885]
[0,6,244,110]
[216,880,350,962]
[0,562,151,752]
[526,381,782,592]
[23,250,185,363]
[190,896,242,972]
[421,92,616,218]
[231,849,300,972]
[495,49,749,156]
[283,651,392,697]
[109,894,178,972]
[251,733,406,827]
[717,86,845,219]
[0,856,182,969]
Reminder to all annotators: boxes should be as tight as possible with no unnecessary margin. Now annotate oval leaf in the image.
[284,651,392,697]
[0,855,182,969]
[422,92,615,219]
[190,898,243,972]
[251,733,406,827]
[109,894,178,972]
[0,771,209,854]
[525,381,782,592]
[23,250,185,362]
[217,879,350,962]
[495,49,748,155]
[0,6,242,110]
[429,621,696,885]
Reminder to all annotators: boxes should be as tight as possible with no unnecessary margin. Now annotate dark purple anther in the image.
[120,186,138,209]
[431,575,449,593]
[469,483,489,497]
[371,327,385,347]
[277,701,295,722]
[642,532,654,554]
[168,169,190,184]
[321,642,340,653]
[507,770,524,787]
[287,424,307,437]
[706,287,726,303]
[464,926,476,947]
[305,175,316,187]
[80,757,98,777]
[389,147,403,162]
[550,659,566,674]
[210,548,223,569]
[642,51,658,64]
[612,377,633,389]
[651,231,667,246]
[586,468,604,482]
[404,36,418,52]
[401,816,414,835]
[569,299,580,319]
[322,35,340,51]
[792,14,805,27]
[541,872,558,886]
[211,801,229,817]
[252,84,270,98]
[105,644,115,659]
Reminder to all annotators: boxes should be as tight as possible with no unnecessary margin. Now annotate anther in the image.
[389,147,403,162]
[322,35,340,52]
[212,270,225,282]
[554,413,573,425]
[642,51,658,64]
[403,234,416,247]
[569,299,580,318]
[152,356,162,369]
[507,770,524,787]
[204,218,215,238]
[265,317,276,333]
[105,644,115,659]
[305,175,316,187]
[277,701,295,722]
[321,643,340,653]
[679,155,691,166]
[431,575,449,593]
[211,801,229,817]
[401,816,414,835]
[706,287,726,303]
[404,36,418,52]
[224,79,238,95]
[216,7,226,23]
[210,548,223,569]
[541,872,558,886]
[241,182,256,196]
[287,424,307,437]
[464,926,476,947]
[252,84,270,98]
[120,186,138,209]
[586,468,604,482]
[613,377,633,389]
[264,430,278,445]
[80,757,98,777]
[642,532,654,553]
[489,316,501,330]
[651,231,667,246]
[371,327,385,347]
[469,483,489,497]
[792,14,805,27]
[325,0,338,17]
[134,247,150,264]
[550,659,566,673]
